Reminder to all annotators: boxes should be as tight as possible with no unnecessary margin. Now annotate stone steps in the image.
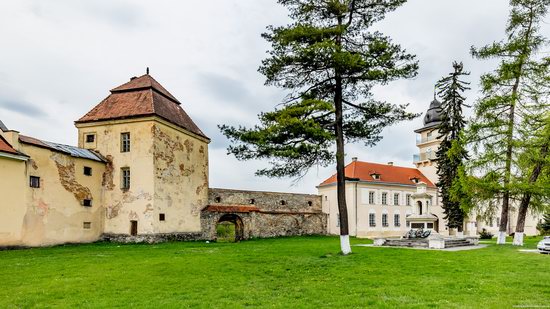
[444,239,472,248]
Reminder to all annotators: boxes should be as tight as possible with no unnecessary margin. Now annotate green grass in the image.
[0,236,548,308]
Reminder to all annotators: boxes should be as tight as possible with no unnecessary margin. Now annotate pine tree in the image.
[468,0,550,244]
[538,212,550,235]
[435,62,470,232]
[219,0,418,254]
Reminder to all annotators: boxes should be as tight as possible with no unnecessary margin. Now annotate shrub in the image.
[479,228,493,239]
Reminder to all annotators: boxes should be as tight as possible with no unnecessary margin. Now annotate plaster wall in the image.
[0,156,27,245]
[77,119,155,235]
[14,144,105,246]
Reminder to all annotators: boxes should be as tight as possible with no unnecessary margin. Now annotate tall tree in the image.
[220,0,418,254]
[435,62,470,232]
[469,0,549,244]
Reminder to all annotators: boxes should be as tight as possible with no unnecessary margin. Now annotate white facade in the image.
[319,178,447,238]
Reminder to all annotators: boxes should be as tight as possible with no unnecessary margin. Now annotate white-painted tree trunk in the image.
[340,235,352,255]
[496,231,507,244]
[512,232,524,246]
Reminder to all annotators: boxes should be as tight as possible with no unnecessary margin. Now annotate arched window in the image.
[417,201,423,215]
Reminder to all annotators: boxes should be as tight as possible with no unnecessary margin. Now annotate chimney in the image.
[387,162,393,166]
[3,130,20,149]
[352,157,358,162]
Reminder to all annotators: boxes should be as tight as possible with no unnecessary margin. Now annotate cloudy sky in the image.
[1,1,548,194]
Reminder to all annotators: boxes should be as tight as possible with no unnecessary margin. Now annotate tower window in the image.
[121,167,131,190]
[159,213,166,221]
[83,199,92,207]
[29,176,40,188]
[84,166,92,176]
[85,134,95,143]
[121,132,131,152]
[83,222,92,229]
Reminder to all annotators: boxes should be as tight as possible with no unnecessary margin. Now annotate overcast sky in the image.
[0,1,548,194]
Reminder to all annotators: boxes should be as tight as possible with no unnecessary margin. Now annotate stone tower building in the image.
[74,74,210,237]
[413,98,443,185]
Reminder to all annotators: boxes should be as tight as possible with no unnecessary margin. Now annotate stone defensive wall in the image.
[201,188,327,241]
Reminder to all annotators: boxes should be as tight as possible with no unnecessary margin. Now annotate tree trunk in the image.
[498,10,533,245]
[513,140,549,246]
[334,14,351,255]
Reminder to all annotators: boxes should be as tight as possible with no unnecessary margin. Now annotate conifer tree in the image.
[435,62,470,232]
[469,0,550,244]
[220,0,418,254]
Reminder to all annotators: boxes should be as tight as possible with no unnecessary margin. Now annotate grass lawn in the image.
[0,236,548,308]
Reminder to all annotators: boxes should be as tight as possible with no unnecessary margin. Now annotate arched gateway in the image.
[217,214,244,242]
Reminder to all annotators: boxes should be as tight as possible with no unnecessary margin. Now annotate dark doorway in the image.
[417,201,423,215]
[130,220,138,236]
[216,214,244,242]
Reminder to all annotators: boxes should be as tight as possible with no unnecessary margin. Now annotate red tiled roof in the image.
[204,205,261,213]
[76,74,208,140]
[319,161,435,187]
[0,135,19,155]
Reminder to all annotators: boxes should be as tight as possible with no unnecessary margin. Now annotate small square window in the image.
[280,200,287,205]
[84,166,92,176]
[85,134,95,143]
[307,201,313,206]
[30,176,40,188]
[249,199,255,204]
[83,199,92,207]
[159,213,166,221]
[83,222,91,229]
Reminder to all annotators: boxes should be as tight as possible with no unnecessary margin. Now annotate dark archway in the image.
[216,214,244,242]
[417,201,423,215]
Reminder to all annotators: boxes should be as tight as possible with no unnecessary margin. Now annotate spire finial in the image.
[146,67,150,75]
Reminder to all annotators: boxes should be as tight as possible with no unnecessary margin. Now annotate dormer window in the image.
[370,173,381,180]
[410,177,420,184]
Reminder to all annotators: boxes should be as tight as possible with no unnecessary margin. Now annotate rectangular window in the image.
[159,213,166,221]
[381,192,387,205]
[406,220,410,228]
[29,176,40,188]
[84,166,92,176]
[83,222,91,229]
[83,199,92,207]
[121,167,131,190]
[121,132,131,152]
[406,194,411,206]
[382,214,388,227]
[368,191,375,204]
[85,134,95,143]
[394,214,401,227]
[394,193,399,206]
[369,213,376,227]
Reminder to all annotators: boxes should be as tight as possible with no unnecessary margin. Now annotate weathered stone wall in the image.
[201,188,326,241]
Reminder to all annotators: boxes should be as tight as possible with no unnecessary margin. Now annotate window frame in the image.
[159,213,166,221]
[121,167,131,190]
[85,134,95,143]
[120,132,131,153]
[29,176,40,188]
[368,191,375,205]
[393,193,399,206]
[369,213,376,227]
[406,194,411,206]
[381,192,387,205]
[382,213,388,227]
[394,214,401,227]
[83,166,92,176]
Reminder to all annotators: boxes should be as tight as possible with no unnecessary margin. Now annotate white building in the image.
[319,97,542,238]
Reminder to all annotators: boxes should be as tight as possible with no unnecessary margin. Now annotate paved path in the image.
[354,244,488,251]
